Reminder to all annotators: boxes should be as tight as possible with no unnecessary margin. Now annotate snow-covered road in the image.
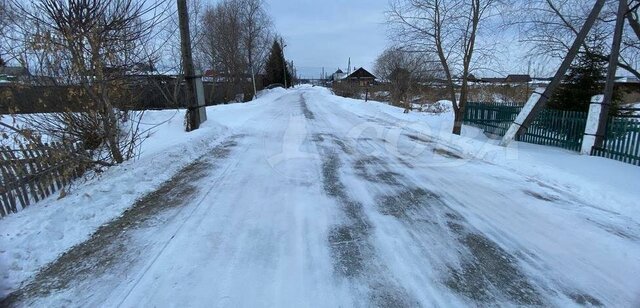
[5,87,639,307]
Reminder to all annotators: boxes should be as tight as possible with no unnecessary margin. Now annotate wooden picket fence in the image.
[0,142,87,217]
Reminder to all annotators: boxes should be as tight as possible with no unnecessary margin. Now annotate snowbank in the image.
[315,87,640,220]
[0,88,287,298]
[0,109,224,297]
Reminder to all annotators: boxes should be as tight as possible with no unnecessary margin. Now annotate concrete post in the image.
[194,72,207,124]
[500,88,545,146]
[580,95,604,155]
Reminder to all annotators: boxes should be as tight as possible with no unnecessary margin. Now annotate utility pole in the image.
[347,57,351,75]
[178,0,199,131]
[500,0,606,146]
[290,60,295,87]
[280,38,287,88]
[594,0,626,147]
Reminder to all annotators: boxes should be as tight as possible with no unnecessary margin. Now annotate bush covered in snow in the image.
[422,100,453,114]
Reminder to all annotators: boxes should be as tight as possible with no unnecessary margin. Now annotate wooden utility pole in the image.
[178,0,199,131]
[594,0,626,147]
[291,60,295,88]
[279,37,287,88]
[500,0,606,146]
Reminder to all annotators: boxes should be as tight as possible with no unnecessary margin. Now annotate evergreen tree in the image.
[264,40,292,88]
[549,49,619,112]
[0,56,5,67]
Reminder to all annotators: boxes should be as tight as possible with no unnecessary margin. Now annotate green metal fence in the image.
[517,109,587,152]
[591,109,640,166]
[463,102,522,136]
[464,102,588,152]
[464,103,640,165]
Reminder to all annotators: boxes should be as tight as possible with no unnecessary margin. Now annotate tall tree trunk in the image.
[453,88,467,135]
[453,108,464,135]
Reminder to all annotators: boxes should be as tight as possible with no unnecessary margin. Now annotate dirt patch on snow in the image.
[1,138,240,307]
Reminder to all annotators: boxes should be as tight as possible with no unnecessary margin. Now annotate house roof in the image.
[480,77,505,83]
[505,74,532,83]
[0,66,31,77]
[334,69,344,74]
[347,67,376,80]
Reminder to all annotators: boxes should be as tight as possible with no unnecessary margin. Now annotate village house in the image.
[344,67,377,86]
[0,66,32,84]
[329,69,346,82]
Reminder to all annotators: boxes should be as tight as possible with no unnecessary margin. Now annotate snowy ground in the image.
[1,85,639,307]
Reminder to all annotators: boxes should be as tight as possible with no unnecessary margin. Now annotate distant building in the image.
[478,74,532,84]
[203,69,254,83]
[330,69,346,82]
[344,67,377,86]
[615,76,640,105]
[0,66,31,83]
[504,74,532,83]
[479,77,505,83]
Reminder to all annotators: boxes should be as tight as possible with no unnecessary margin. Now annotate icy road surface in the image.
[5,87,639,307]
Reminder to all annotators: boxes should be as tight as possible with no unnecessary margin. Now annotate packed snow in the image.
[1,86,638,307]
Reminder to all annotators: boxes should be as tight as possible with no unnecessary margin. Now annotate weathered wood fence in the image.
[0,142,87,217]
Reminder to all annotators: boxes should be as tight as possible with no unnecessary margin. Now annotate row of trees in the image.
[197,0,288,99]
[0,0,292,166]
[373,47,440,112]
[382,0,640,135]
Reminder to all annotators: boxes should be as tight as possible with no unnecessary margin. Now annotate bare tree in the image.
[514,0,640,79]
[198,0,273,100]
[240,0,273,98]
[388,0,498,134]
[9,0,170,164]
[374,47,439,112]
[200,0,246,100]
[0,0,14,64]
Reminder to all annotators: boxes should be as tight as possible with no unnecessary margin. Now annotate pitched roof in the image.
[505,74,532,83]
[480,77,505,83]
[347,67,376,79]
[0,66,31,77]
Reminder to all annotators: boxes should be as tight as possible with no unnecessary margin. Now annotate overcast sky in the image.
[260,1,564,79]
[266,0,389,79]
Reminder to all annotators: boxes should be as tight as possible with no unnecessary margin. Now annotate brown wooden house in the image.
[345,67,377,86]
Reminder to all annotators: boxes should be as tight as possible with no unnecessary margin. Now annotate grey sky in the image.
[262,1,564,79]
[266,1,389,79]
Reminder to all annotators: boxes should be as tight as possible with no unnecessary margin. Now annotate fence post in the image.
[580,95,604,155]
[500,87,545,146]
